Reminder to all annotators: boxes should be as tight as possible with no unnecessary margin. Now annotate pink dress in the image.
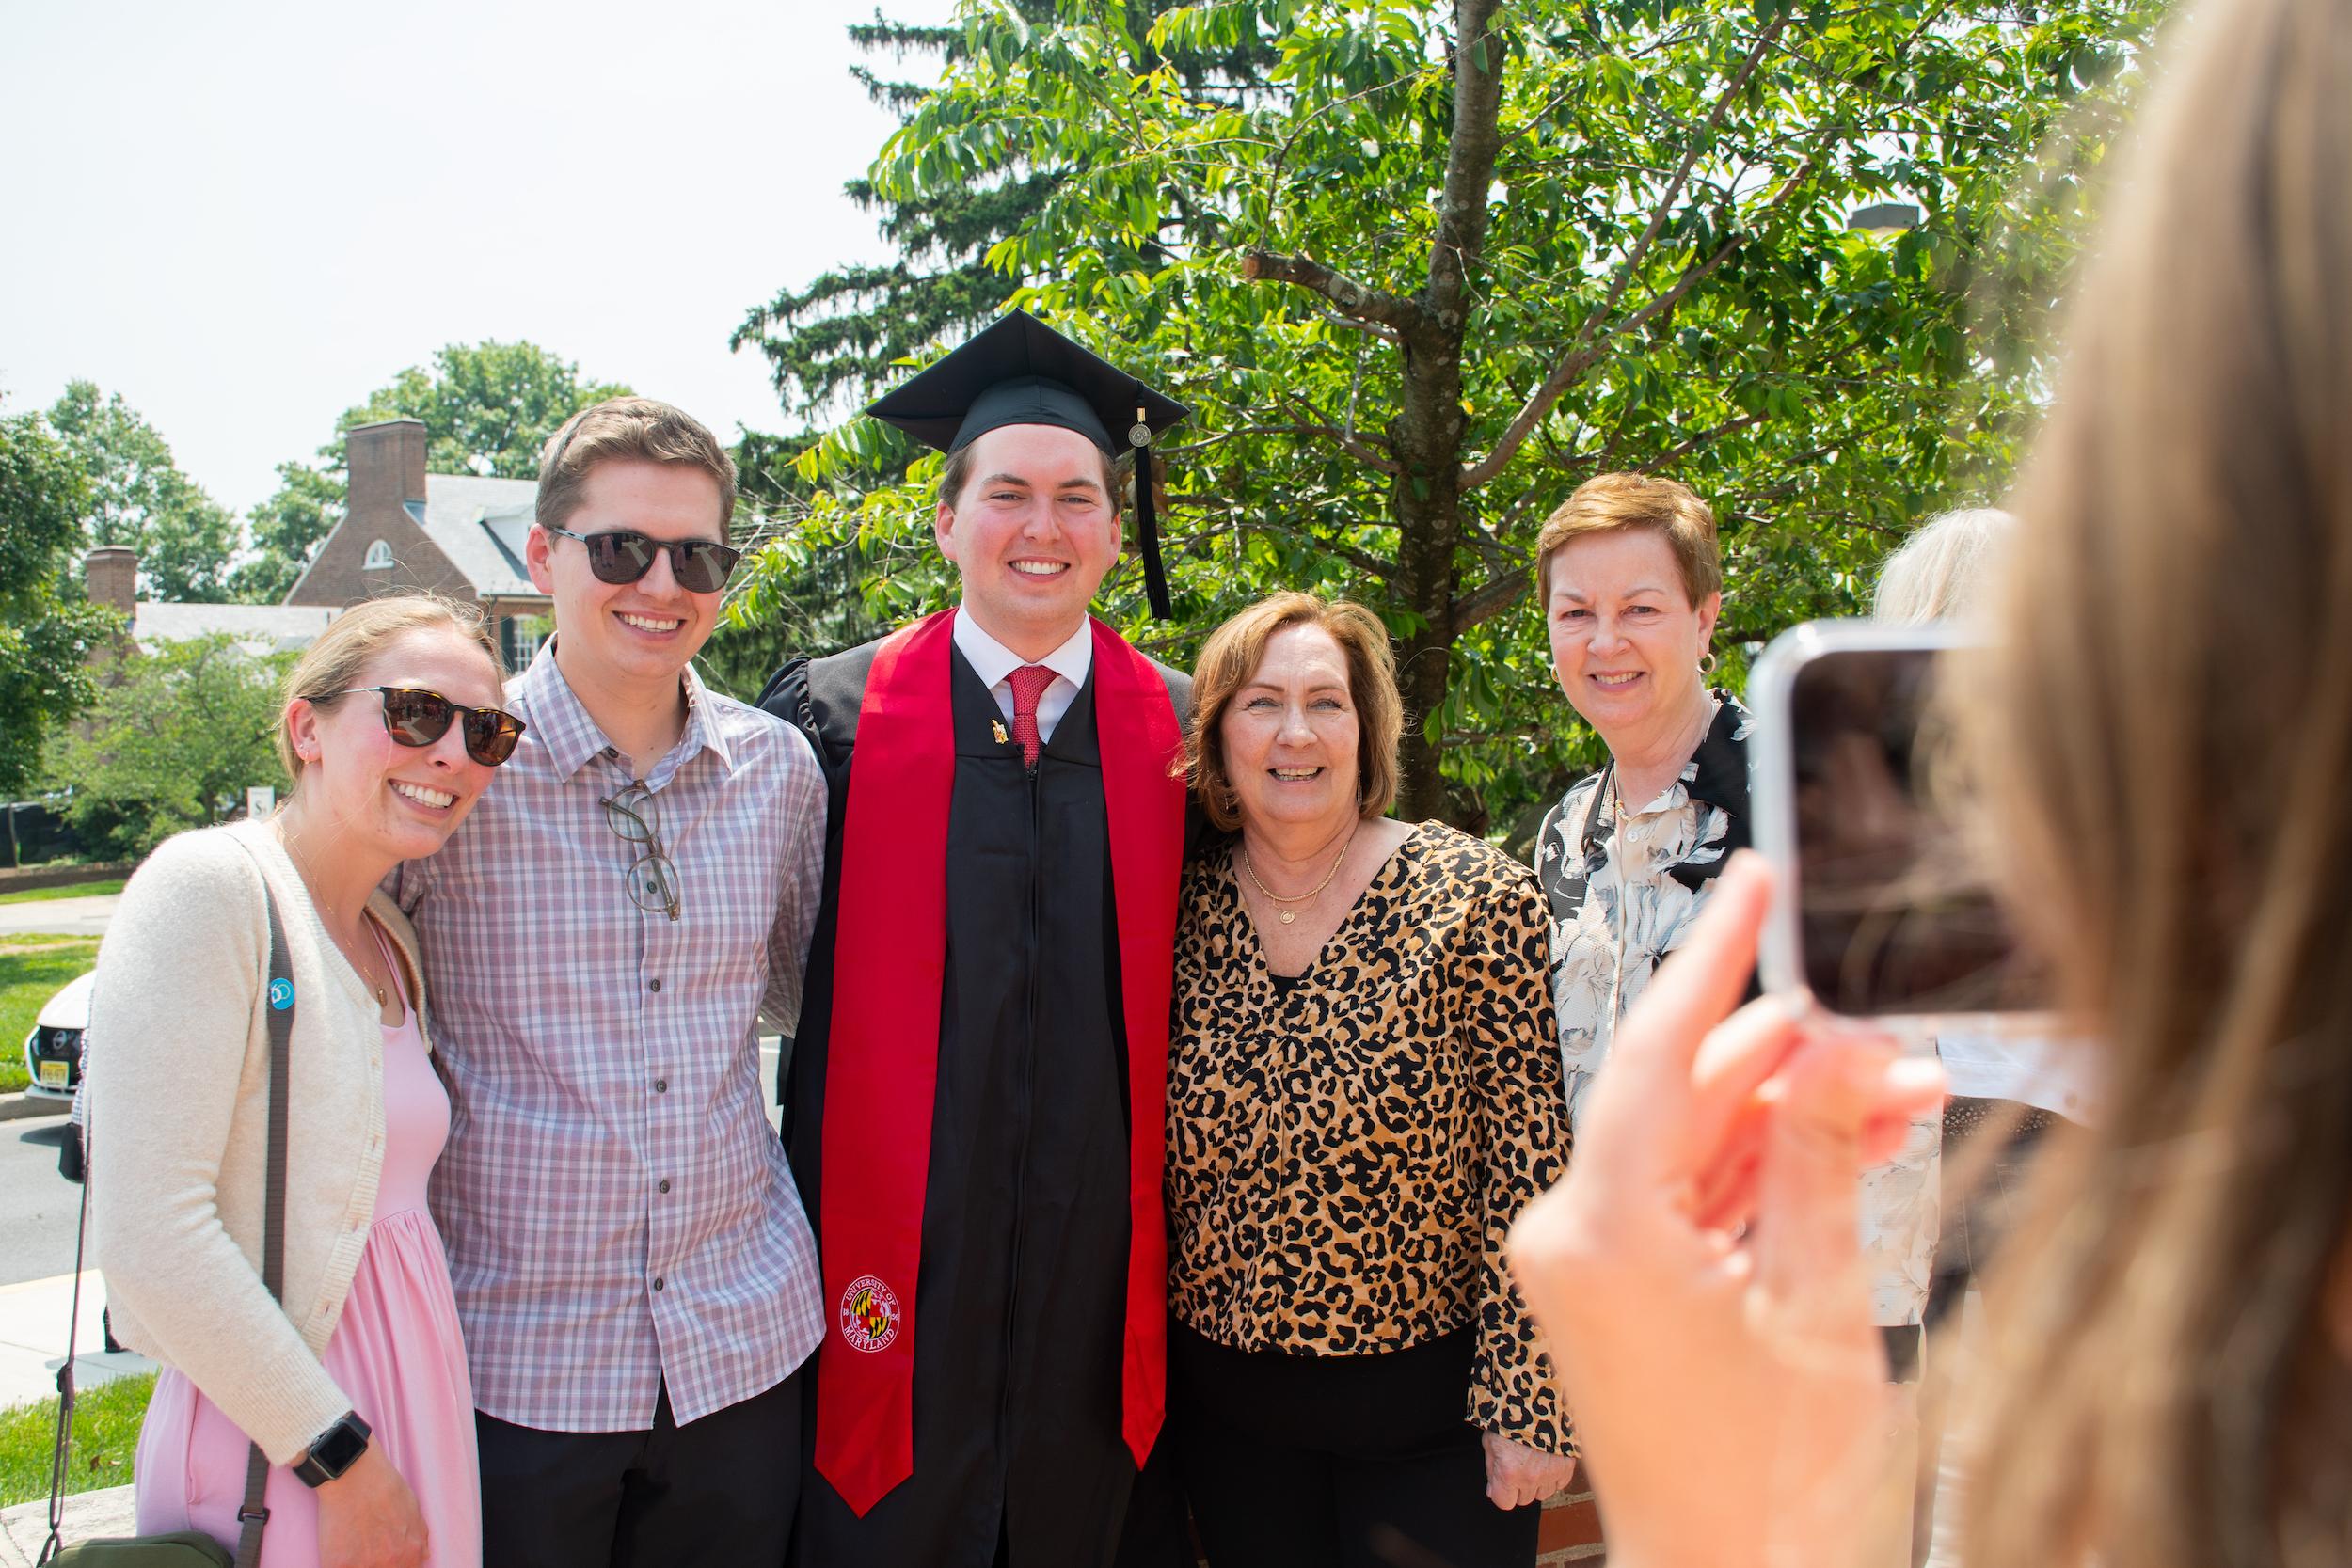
[135,933,482,1567]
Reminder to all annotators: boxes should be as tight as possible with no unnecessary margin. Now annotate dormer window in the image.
[362,539,395,570]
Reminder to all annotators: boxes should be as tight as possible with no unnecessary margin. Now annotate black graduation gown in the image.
[761,636,1193,1568]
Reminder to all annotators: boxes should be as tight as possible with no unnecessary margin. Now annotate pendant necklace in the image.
[1239,828,1356,925]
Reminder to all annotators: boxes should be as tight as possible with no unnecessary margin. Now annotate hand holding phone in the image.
[1748,621,2052,1032]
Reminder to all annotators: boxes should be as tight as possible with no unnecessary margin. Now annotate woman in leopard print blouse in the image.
[1166,593,1573,1568]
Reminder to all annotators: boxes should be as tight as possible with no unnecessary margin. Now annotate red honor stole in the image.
[814,609,1185,1516]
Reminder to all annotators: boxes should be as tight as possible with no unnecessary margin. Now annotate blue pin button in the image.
[268,979,294,1011]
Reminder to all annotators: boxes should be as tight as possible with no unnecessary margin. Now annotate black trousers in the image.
[477,1373,802,1568]
[1170,1323,1542,1568]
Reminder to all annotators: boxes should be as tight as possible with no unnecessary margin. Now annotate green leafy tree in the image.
[0,403,119,798]
[43,635,291,859]
[336,341,634,481]
[743,0,2163,828]
[241,341,632,602]
[699,431,891,696]
[46,381,240,603]
[736,5,1276,426]
[230,459,346,603]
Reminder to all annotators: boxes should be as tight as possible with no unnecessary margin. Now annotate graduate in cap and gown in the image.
[758,311,1193,1568]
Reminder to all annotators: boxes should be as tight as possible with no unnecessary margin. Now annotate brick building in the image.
[284,418,550,668]
[81,544,336,655]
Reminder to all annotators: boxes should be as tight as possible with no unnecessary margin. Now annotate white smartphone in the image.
[1747,620,2053,1033]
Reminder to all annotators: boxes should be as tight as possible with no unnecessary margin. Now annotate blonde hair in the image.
[1963,0,2352,1561]
[278,595,503,787]
[1532,472,1721,608]
[536,396,737,535]
[1185,592,1402,833]
[1873,507,2015,626]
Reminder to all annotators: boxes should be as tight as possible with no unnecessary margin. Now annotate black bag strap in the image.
[40,858,292,1568]
[236,879,294,1565]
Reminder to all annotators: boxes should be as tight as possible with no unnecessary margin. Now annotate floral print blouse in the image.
[1166,821,1572,1454]
[1534,692,1756,1132]
[1534,693,1940,1326]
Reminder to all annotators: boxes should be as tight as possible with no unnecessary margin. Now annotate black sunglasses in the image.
[543,526,743,594]
[318,687,528,768]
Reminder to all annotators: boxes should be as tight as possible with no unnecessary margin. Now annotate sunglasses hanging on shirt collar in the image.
[865,309,1191,620]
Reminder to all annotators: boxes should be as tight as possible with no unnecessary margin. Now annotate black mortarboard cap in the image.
[867,309,1189,618]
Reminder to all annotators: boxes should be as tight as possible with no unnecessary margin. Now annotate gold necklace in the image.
[1239,829,1356,925]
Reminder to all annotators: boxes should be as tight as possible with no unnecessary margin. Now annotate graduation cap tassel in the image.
[1131,404,1172,621]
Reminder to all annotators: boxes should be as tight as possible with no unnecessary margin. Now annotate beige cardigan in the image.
[87,819,431,1465]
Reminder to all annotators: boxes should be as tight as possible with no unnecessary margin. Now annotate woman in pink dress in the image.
[88,596,525,1568]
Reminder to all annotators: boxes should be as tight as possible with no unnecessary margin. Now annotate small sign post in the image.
[246,785,277,819]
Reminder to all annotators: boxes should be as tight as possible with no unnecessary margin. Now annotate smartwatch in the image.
[294,1412,373,1488]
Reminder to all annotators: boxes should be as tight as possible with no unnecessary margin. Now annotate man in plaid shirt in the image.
[395,398,826,1568]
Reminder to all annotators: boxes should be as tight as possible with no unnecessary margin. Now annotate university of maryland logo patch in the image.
[839,1275,900,1354]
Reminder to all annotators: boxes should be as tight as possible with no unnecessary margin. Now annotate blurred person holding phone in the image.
[89,596,526,1568]
[1508,1,2352,1563]
[1874,506,2094,1563]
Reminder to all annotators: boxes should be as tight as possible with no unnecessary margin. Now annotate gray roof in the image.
[135,601,338,656]
[420,474,543,600]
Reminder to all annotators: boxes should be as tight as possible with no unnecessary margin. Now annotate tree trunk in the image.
[1243,0,1503,828]
[1391,0,1502,827]
[1388,331,1470,824]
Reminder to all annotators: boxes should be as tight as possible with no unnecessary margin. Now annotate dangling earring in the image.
[1698,651,1718,676]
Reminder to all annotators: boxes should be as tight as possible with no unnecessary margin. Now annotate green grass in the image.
[0,932,92,949]
[0,1370,154,1506]
[0,942,100,1094]
[0,879,124,906]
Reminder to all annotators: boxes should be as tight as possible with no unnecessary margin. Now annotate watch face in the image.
[312,1417,368,1475]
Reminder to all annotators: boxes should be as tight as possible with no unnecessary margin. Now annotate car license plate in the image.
[37,1060,68,1089]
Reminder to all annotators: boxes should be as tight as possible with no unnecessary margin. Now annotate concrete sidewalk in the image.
[0,895,119,939]
[0,1272,152,1411]
[0,1275,148,1568]
[0,1485,136,1566]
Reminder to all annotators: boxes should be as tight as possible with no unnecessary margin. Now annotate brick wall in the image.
[1538,1487,1605,1563]
[84,546,136,616]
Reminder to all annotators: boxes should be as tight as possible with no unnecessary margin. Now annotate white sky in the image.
[0,0,960,516]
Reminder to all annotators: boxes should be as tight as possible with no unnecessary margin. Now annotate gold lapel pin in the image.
[991,719,1009,746]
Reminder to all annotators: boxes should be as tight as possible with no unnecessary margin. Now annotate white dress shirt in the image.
[951,611,1093,743]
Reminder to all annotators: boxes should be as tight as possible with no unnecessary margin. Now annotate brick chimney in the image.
[84,546,136,617]
[346,419,428,519]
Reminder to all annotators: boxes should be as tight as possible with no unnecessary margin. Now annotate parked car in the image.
[24,969,93,1102]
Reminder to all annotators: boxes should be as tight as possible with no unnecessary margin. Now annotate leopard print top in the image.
[1166,820,1571,1453]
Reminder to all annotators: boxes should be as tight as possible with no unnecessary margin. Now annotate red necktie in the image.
[1008,664,1055,768]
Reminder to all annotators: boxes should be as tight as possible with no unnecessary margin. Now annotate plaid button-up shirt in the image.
[396,644,827,1432]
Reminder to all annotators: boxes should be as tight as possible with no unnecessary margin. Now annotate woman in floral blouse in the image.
[1166,592,1573,1568]
[1531,474,1938,1520]
[1531,472,1750,1132]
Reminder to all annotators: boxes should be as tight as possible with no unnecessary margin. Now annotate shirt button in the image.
[657,1179,672,1194]
[648,979,661,993]
[654,1078,668,1093]
[602,745,619,759]
[652,1276,665,1291]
